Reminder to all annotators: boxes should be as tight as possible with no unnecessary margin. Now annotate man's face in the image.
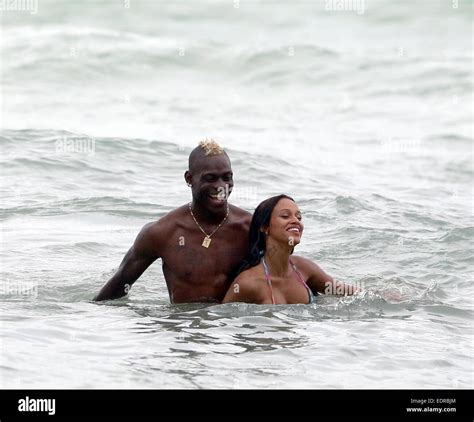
[189,154,234,212]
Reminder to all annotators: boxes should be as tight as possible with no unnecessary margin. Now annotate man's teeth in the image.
[288,228,300,233]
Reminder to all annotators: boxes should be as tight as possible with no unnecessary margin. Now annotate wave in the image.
[437,227,474,243]
[0,196,167,219]
[427,133,473,143]
[2,25,344,86]
[0,128,301,173]
[333,195,375,214]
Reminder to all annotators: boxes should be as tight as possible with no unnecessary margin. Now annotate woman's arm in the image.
[293,256,359,296]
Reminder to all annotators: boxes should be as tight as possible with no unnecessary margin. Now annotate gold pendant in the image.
[202,236,211,248]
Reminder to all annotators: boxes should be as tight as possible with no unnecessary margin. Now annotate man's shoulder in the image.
[229,203,252,217]
[134,205,188,255]
[145,203,250,235]
[229,204,252,226]
[141,205,189,237]
[158,204,189,224]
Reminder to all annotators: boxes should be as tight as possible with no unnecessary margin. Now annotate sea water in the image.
[0,0,472,388]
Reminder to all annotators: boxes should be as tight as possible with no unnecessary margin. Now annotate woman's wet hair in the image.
[231,194,295,279]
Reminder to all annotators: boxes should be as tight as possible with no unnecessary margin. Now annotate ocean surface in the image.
[1,0,473,389]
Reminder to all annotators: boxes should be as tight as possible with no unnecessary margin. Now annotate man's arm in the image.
[294,256,359,296]
[93,222,160,301]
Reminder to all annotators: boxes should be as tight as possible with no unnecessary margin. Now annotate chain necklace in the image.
[188,202,229,248]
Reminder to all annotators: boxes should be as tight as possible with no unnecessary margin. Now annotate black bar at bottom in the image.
[0,389,471,420]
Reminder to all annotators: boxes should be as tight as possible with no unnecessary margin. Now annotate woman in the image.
[223,194,357,304]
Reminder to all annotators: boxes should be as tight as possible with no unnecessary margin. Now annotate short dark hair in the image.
[188,139,227,172]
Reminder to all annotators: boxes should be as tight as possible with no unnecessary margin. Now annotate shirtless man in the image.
[94,139,251,303]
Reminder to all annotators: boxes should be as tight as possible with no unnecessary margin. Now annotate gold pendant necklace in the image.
[189,203,229,248]
[202,236,212,248]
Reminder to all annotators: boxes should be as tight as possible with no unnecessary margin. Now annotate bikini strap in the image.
[261,258,276,305]
[290,259,314,303]
[289,259,307,285]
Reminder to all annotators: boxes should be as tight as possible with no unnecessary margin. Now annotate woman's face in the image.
[266,198,304,247]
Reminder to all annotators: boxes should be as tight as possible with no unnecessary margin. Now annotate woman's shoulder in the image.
[227,265,266,302]
[290,255,334,294]
[290,255,313,269]
[234,264,264,287]
[289,255,324,279]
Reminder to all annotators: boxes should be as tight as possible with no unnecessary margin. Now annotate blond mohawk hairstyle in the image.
[199,138,224,155]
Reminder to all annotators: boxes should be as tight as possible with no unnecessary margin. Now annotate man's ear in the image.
[184,171,192,186]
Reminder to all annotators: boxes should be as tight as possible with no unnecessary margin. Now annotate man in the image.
[94,139,252,303]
